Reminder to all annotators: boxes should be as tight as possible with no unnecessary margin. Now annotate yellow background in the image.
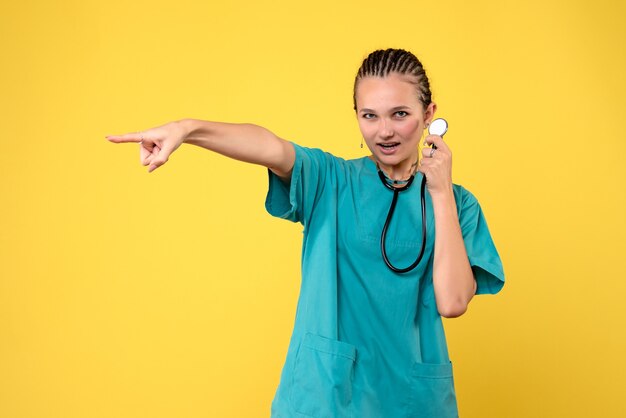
[1,0,625,416]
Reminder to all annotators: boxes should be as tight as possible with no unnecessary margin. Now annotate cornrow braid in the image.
[352,48,432,112]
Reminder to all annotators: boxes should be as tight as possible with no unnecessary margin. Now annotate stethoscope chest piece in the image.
[428,118,448,137]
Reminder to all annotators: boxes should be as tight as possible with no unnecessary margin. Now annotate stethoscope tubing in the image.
[379,172,429,273]
[377,117,446,274]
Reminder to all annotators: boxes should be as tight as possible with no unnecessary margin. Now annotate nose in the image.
[379,118,394,138]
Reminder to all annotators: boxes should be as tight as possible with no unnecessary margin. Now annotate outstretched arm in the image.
[180,119,295,180]
[106,118,295,181]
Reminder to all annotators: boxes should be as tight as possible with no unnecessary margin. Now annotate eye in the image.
[362,113,376,119]
[395,111,408,117]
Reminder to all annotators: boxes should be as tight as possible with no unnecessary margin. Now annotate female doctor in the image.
[107,48,505,418]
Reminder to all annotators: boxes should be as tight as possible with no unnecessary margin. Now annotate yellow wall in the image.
[1,0,625,416]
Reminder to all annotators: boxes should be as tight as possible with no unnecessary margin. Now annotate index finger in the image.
[105,132,143,143]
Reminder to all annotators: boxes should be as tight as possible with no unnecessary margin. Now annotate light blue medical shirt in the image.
[265,143,505,418]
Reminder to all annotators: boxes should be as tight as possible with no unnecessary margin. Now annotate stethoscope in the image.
[376,118,448,273]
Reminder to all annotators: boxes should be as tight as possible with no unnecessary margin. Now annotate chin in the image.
[375,152,411,167]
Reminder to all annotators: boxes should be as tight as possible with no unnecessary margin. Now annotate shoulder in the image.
[290,142,364,171]
[290,142,341,162]
[452,183,480,213]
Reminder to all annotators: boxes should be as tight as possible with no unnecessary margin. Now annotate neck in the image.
[370,153,419,181]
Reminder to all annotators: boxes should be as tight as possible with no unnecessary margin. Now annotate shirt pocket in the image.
[289,332,357,418]
[407,361,459,418]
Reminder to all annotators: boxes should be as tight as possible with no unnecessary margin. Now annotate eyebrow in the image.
[359,106,411,113]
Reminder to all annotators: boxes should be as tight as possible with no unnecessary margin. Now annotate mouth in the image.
[377,142,400,154]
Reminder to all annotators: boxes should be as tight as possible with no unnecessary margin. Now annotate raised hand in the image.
[418,134,453,197]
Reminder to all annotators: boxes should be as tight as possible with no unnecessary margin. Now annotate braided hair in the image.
[353,48,432,112]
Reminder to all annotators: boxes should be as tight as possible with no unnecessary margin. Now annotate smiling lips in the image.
[377,142,400,154]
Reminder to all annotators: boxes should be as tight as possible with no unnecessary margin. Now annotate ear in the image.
[424,102,437,126]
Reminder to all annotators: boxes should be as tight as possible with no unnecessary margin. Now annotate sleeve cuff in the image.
[470,258,505,295]
[264,142,303,223]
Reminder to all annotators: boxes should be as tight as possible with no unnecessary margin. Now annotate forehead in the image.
[355,73,420,110]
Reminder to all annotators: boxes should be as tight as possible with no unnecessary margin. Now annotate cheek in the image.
[358,121,376,139]
[398,119,421,137]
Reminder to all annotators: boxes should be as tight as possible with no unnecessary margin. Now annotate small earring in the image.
[360,137,364,148]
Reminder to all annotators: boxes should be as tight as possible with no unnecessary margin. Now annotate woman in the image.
[107,48,505,418]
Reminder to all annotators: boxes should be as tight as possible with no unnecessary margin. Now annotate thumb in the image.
[147,142,176,173]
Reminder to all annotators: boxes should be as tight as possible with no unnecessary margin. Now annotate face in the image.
[355,73,436,175]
